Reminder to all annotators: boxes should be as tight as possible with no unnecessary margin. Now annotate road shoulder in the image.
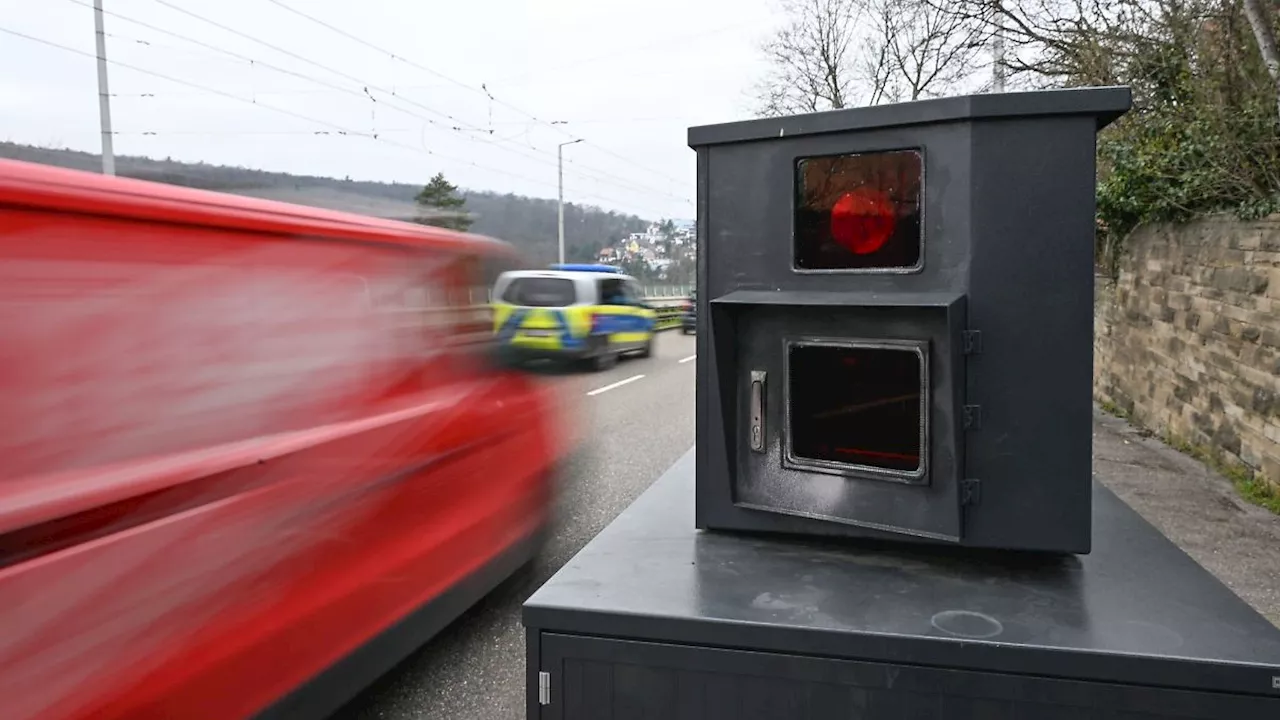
[1093,406,1280,626]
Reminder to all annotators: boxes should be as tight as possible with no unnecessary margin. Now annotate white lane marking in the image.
[586,374,646,397]
[679,354,696,364]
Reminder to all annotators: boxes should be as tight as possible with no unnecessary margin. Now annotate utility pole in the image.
[991,1,1006,93]
[557,139,582,264]
[94,0,115,175]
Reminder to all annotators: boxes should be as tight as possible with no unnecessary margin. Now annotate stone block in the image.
[1260,454,1280,490]
[1253,387,1278,416]
[1265,422,1280,445]
[1263,327,1280,349]
[1268,268,1280,299]
[1235,227,1264,251]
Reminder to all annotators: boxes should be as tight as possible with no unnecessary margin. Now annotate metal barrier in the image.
[651,304,684,332]
[641,285,694,300]
[642,296,687,332]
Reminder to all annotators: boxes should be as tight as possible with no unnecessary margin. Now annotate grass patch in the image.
[1164,434,1280,515]
[1097,399,1130,419]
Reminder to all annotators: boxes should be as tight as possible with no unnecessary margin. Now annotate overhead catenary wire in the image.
[62,0,689,208]
[261,0,693,190]
[150,0,691,205]
[0,25,673,217]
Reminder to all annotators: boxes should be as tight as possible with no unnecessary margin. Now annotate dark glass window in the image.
[787,341,925,476]
[598,278,628,305]
[794,149,923,271]
[501,277,577,307]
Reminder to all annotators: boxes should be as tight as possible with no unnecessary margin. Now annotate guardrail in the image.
[652,304,685,332]
[641,285,694,300]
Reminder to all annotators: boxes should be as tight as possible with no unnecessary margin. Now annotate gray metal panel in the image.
[541,634,1278,719]
[701,124,972,299]
[732,301,964,541]
[713,289,964,307]
[687,86,1133,147]
[694,121,976,546]
[525,450,1280,699]
[960,115,1100,553]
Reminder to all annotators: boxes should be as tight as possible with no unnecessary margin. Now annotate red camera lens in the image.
[830,187,896,255]
[795,149,922,271]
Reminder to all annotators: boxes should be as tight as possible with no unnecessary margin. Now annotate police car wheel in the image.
[593,351,617,371]
[638,337,653,358]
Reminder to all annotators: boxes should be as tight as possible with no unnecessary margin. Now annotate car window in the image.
[624,280,645,305]
[501,277,577,307]
[598,278,628,306]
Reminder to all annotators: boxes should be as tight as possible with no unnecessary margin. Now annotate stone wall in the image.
[1093,215,1280,489]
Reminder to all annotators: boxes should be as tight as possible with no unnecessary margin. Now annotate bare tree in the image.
[934,0,1180,89]
[865,0,992,101]
[752,0,991,117]
[1241,0,1280,121]
[752,0,861,116]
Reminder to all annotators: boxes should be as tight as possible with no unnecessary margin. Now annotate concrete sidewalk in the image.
[1093,407,1280,627]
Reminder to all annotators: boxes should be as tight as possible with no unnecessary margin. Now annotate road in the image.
[331,331,698,720]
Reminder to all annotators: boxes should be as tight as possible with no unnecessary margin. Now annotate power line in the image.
[261,0,692,189]
[66,0,684,205]
[145,0,481,132]
[4,25,374,137]
[2,24,672,217]
[142,0,689,205]
[116,129,413,136]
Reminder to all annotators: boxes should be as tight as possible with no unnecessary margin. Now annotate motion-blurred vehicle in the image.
[0,158,569,720]
[680,288,697,334]
[491,263,656,371]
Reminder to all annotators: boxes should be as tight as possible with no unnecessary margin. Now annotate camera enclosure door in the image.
[727,292,965,541]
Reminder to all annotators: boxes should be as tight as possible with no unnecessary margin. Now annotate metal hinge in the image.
[961,479,982,506]
[539,671,551,705]
[963,405,982,430]
[962,330,983,355]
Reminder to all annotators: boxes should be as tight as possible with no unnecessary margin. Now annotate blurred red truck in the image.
[0,159,567,719]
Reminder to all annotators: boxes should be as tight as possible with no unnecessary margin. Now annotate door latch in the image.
[749,370,766,453]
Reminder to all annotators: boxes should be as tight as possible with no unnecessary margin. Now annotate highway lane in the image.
[331,330,698,720]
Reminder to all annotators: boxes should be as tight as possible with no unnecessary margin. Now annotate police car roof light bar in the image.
[549,263,623,274]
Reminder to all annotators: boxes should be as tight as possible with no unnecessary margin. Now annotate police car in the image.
[491,264,657,371]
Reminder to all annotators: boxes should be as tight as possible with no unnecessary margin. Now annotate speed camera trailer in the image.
[690,86,1133,554]
[521,88,1280,720]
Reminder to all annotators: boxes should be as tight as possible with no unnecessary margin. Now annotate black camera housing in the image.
[690,87,1132,553]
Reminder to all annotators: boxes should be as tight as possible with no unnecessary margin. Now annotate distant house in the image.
[598,247,616,261]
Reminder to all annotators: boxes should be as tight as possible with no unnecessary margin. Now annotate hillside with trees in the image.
[0,141,654,268]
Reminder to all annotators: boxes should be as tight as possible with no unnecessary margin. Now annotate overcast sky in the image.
[2,0,784,221]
